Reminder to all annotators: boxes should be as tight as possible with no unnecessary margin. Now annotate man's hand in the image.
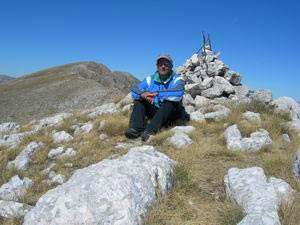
[140,92,158,104]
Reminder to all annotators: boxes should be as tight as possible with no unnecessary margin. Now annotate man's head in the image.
[156,54,173,77]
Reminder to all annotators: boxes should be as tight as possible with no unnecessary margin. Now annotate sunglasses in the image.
[157,61,172,67]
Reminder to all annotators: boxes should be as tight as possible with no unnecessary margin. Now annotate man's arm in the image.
[130,77,150,100]
[157,76,185,102]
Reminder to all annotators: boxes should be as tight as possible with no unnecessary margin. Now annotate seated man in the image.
[125,54,187,142]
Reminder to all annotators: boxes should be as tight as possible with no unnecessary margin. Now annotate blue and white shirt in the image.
[131,71,185,107]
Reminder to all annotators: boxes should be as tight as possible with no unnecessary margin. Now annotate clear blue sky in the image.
[0,0,299,100]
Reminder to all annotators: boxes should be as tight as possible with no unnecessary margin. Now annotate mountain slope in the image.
[0,74,14,83]
[0,61,139,123]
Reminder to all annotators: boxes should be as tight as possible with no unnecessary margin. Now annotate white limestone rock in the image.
[52,131,73,143]
[88,103,119,118]
[23,146,175,225]
[171,126,195,135]
[250,89,273,104]
[242,111,261,123]
[224,167,293,225]
[285,120,300,132]
[224,70,242,85]
[190,110,205,122]
[292,148,300,179]
[201,76,234,98]
[48,171,65,185]
[0,200,33,218]
[194,96,210,108]
[199,77,213,90]
[282,133,291,145]
[0,122,20,135]
[190,53,200,66]
[183,93,194,106]
[0,131,33,148]
[116,93,133,109]
[184,105,195,114]
[233,85,250,98]
[99,133,108,141]
[74,122,93,135]
[224,124,272,152]
[168,132,193,150]
[7,142,43,170]
[48,147,77,159]
[0,176,32,201]
[204,105,231,122]
[34,113,72,131]
[271,96,300,121]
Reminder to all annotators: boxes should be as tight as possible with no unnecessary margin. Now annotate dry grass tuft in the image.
[216,202,244,225]
[280,193,300,225]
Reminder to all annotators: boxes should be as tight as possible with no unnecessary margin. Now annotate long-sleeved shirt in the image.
[131,71,185,107]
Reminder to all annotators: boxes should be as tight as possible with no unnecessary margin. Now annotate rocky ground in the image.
[1,49,300,225]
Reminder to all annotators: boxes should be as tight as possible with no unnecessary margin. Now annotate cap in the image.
[156,54,173,65]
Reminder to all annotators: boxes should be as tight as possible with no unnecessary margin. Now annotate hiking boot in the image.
[125,128,143,139]
[141,131,153,142]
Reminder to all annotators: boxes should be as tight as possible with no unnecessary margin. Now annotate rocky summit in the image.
[1,45,300,225]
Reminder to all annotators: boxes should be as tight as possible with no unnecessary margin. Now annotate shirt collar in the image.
[153,71,174,84]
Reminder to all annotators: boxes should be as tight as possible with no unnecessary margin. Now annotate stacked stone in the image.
[176,49,248,101]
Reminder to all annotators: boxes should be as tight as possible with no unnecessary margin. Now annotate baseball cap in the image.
[156,54,173,65]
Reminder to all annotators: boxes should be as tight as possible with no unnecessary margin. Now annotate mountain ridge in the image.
[0,61,139,123]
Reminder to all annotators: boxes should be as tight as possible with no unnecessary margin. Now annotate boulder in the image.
[0,200,33,218]
[190,110,205,122]
[88,103,119,118]
[74,122,93,135]
[224,70,241,85]
[0,176,32,201]
[168,132,193,149]
[224,124,272,152]
[285,120,300,132]
[23,146,175,225]
[52,131,73,143]
[184,105,195,114]
[201,77,234,99]
[48,171,65,185]
[0,131,33,148]
[0,122,20,135]
[182,93,194,106]
[199,77,213,90]
[242,111,261,124]
[194,96,210,108]
[7,142,43,170]
[34,113,72,130]
[48,147,77,159]
[224,167,293,225]
[250,89,273,104]
[204,105,231,122]
[233,85,250,98]
[271,96,300,121]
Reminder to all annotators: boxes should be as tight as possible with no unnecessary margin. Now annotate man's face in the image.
[157,58,172,76]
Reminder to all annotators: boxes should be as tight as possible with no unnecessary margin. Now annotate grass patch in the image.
[216,202,244,225]
[280,194,300,225]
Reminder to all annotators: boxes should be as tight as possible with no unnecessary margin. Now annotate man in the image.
[125,54,187,142]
